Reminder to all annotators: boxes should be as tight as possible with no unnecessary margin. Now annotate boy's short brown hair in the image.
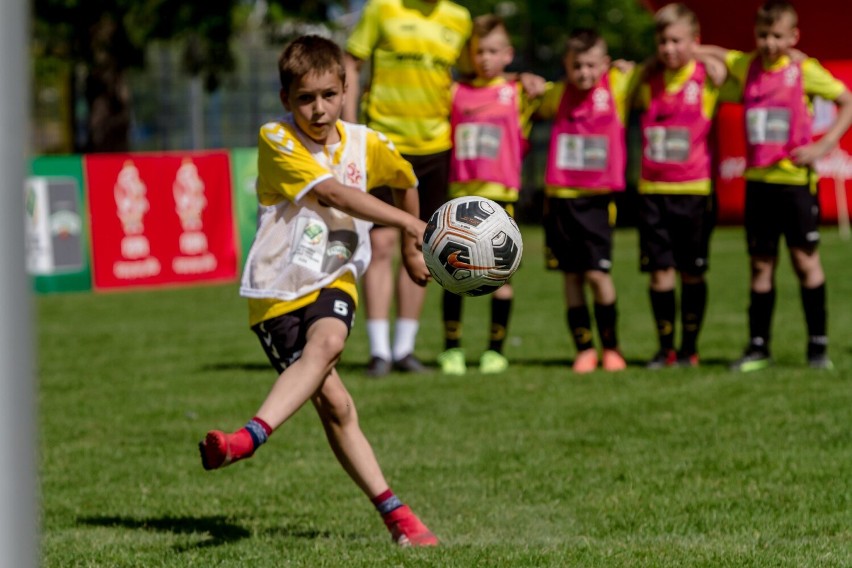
[278,35,346,92]
[565,28,607,57]
[472,14,508,39]
[654,3,700,37]
[756,0,798,27]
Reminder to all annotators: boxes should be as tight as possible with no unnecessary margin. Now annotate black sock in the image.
[443,290,463,350]
[594,302,618,349]
[568,306,594,352]
[748,289,775,352]
[801,284,827,356]
[680,281,707,356]
[649,289,676,351]
[489,297,512,353]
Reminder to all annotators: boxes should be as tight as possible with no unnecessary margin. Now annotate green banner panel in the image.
[230,148,259,268]
[27,155,92,293]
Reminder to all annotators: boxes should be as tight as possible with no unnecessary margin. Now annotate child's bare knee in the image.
[318,333,346,360]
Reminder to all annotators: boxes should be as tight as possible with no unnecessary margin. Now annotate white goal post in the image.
[0,0,36,566]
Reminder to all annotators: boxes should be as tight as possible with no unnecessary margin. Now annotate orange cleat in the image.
[572,349,598,374]
[601,349,627,372]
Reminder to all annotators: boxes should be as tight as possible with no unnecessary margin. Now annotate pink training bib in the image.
[545,73,626,191]
[743,58,811,168]
[640,63,711,183]
[450,81,523,191]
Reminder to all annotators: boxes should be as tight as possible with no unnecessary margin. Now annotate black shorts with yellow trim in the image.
[745,180,820,256]
[544,194,615,273]
[251,288,356,373]
[638,193,715,275]
[371,150,451,227]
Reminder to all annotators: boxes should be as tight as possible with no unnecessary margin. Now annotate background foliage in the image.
[31,0,655,152]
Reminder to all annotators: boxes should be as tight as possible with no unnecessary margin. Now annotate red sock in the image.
[253,416,273,436]
[371,488,404,515]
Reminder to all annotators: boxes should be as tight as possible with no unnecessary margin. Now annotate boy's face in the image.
[471,29,514,80]
[755,13,799,64]
[564,44,610,91]
[656,21,698,70]
[281,70,346,145]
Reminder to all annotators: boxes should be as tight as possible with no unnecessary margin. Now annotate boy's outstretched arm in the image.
[693,45,729,86]
[311,180,430,286]
[792,89,852,165]
[392,188,431,287]
[695,44,729,61]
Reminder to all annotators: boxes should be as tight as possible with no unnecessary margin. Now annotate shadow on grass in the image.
[262,524,360,541]
[202,362,272,373]
[79,515,250,550]
[202,361,368,374]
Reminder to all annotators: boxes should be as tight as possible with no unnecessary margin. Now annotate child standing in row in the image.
[704,0,852,371]
[438,15,540,375]
[635,3,723,369]
[536,29,635,373]
[199,36,439,547]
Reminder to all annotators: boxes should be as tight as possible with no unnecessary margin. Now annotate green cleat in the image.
[730,347,772,372]
[479,350,509,374]
[437,348,466,375]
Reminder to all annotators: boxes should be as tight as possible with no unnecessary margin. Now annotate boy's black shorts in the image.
[544,194,614,273]
[371,150,451,227]
[745,180,820,256]
[638,193,715,275]
[251,289,356,374]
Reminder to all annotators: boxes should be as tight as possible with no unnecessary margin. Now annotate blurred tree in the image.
[460,0,655,78]
[33,0,238,152]
[32,0,654,152]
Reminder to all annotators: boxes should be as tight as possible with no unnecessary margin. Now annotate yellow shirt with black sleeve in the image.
[248,119,417,327]
[636,60,720,195]
[537,67,638,198]
[345,0,472,156]
[724,51,848,186]
[448,77,540,203]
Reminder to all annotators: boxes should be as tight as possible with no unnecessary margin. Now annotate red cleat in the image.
[646,349,677,370]
[199,430,253,471]
[676,352,700,368]
[382,505,439,547]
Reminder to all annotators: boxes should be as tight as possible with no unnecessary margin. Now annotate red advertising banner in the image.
[86,151,238,290]
[715,60,852,226]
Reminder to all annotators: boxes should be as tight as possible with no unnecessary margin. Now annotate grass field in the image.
[38,226,850,567]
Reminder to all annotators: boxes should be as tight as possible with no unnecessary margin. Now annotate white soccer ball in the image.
[423,196,523,296]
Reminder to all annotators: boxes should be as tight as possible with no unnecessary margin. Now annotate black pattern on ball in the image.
[453,199,494,227]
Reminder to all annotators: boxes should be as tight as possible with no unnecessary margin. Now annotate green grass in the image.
[38,226,851,567]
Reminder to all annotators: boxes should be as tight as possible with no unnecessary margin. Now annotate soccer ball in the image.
[423,196,523,296]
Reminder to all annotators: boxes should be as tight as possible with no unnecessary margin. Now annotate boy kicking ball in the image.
[199,35,437,547]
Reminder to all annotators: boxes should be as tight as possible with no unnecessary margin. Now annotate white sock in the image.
[392,318,420,361]
[367,319,392,361]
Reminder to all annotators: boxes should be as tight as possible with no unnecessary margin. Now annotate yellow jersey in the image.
[346,0,472,155]
[247,118,417,326]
